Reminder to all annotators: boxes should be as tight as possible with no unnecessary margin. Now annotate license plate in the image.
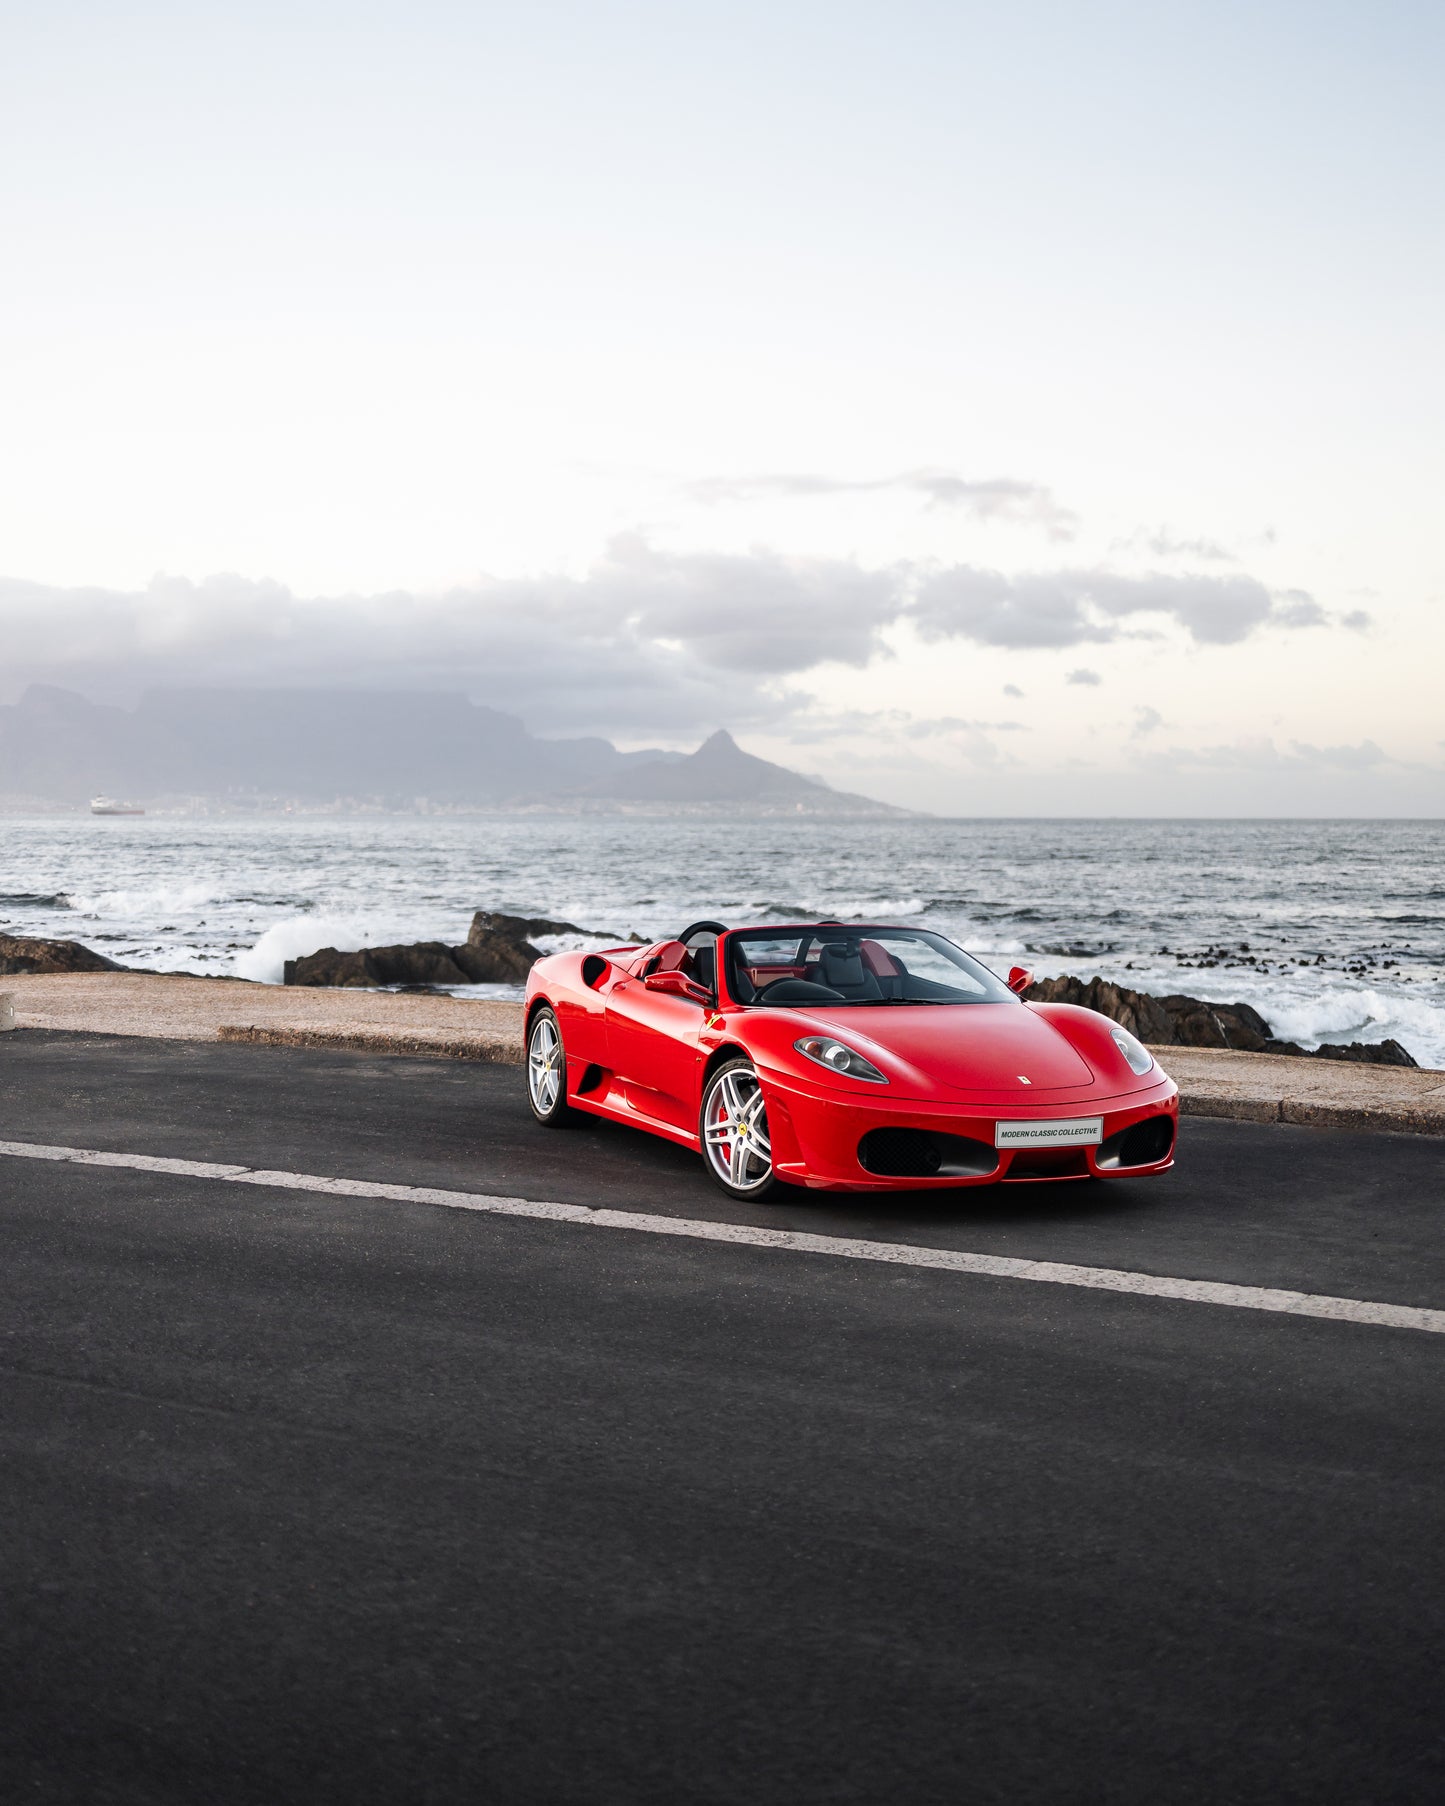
[994,1117,1103,1150]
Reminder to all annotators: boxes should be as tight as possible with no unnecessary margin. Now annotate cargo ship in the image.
[90,795,145,816]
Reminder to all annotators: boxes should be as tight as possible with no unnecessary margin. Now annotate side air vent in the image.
[1096,1115,1175,1170]
[576,1062,607,1095]
[581,954,610,988]
[858,1127,998,1179]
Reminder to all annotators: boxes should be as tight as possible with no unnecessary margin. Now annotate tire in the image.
[700,1057,779,1200]
[525,1006,574,1127]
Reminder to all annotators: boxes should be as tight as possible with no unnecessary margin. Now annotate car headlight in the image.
[794,1035,889,1083]
[1110,1026,1155,1076]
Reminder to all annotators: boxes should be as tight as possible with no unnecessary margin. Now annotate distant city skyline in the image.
[2,1,1440,814]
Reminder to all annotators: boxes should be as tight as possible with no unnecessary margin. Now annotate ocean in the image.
[3,814,1443,1066]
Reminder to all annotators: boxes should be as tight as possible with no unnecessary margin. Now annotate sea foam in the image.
[234,914,421,985]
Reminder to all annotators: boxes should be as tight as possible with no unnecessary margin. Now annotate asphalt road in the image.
[2,1031,1442,1805]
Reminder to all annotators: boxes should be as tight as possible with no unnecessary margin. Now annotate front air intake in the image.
[1096,1115,1175,1170]
[858,1128,998,1179]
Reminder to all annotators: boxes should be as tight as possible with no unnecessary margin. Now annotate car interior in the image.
[721,927,1002,1006]
[653,923,1001,1006]
[729,937,907,1004]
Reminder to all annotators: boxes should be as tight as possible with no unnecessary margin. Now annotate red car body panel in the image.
[526,927,1179,1191]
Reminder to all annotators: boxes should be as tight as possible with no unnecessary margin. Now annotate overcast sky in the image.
[2,0,1441,813]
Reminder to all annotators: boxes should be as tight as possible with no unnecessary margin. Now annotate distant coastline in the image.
[0,687,907,817]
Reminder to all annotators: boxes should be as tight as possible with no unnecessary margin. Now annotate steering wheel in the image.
[754,977,845,1004]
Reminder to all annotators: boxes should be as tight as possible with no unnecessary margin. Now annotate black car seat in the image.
[816,943,883,1000]
[859,938,904,1000]
[680,924,721,994]
[729,963,757,1002]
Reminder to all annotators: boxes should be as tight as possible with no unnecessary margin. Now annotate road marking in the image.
[3,1137,1443,1337]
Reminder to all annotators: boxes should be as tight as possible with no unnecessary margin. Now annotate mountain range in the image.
[0,687,903,815]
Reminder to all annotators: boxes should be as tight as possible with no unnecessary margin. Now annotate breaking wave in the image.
[234,913,424,985]
[0,892,72,910]
[61,881,229,918]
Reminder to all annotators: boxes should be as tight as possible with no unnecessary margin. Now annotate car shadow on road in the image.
[557,1106,1170,1238]
[766,1174,1169,1237]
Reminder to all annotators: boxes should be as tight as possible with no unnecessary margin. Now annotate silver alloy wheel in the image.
[703,1064,774,1194]
[527,1011,563,1116]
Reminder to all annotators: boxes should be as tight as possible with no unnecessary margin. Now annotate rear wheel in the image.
[700,1058,778,1200]
[526,1006,574,1126]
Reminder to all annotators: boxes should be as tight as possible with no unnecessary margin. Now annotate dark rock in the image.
[468,910,586,944]
[1022,975,1163,1041]
[285,912,590,985]
[1155,994,1274,1052]
[1305,1038,1418,1068]
[284,943,474,988]
[1023,973,1417,1066]
[452,929,540,984]
[1023,975,1237,1047]
[0,933,128,975]
[285,921,547,987]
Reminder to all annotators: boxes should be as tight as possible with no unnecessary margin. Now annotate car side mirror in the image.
[644,970,711,1003]
[1007,966,1035,996]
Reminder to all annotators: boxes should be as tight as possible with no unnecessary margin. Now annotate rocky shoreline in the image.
[1023,974,1417,1067]
[279,911,604,988]
[0,920,1419,1067]
[0,932,127,975]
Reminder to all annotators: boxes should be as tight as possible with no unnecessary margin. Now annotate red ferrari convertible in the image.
[524,921,1178,1200]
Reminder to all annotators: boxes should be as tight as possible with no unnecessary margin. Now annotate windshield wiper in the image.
[850,996,964,1006]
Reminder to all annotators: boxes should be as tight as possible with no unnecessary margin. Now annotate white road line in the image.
[3,1137,1443,1337]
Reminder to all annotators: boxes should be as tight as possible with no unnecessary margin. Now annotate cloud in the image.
[784,707,1025,745]
[0,538,1364,741]
[1067,668,1102,686]
[1271,589,1328,628]
[1132,706,1164,734]
[906,715,1028,734]
[0,556,839,737]
[1289,738,1389,770]
[687,469,1077,538]
[586,533,901,673]
[1114,528,1235,562]
[1136,736,1392,774]
[909,566,1340,649]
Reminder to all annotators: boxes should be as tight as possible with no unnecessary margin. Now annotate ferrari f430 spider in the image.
[524,921,1178,1199]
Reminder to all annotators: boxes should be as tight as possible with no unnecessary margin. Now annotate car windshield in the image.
[724,926,1016,1007]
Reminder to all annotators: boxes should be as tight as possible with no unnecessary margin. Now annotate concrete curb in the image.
[1180,1092,1445,1137]
[216,1024,525,1064]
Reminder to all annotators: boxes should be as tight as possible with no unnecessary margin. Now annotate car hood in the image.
[791,1001,1096,1094]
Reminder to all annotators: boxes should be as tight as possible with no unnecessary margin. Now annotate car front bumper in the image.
[760,1068,1179,1191]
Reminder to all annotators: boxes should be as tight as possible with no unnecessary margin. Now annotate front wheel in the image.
[526,1006,574,1126]
[700,1058,778,1200]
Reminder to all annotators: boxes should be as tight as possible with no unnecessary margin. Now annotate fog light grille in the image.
[1097,1115,1175,1170]
[858,1128,998,1179]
